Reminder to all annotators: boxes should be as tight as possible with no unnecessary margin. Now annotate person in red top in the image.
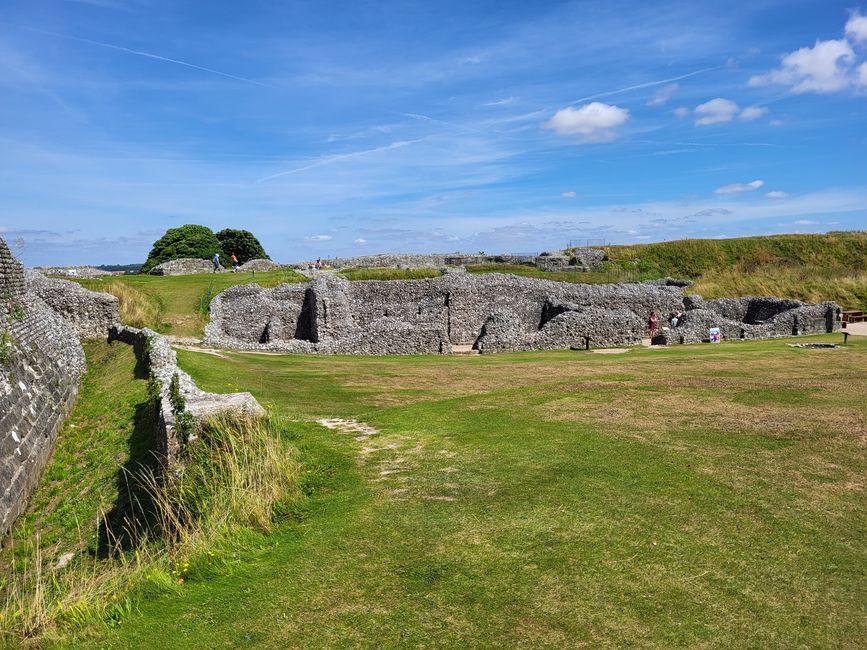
[230,253,239,273]
[648,311,658,337]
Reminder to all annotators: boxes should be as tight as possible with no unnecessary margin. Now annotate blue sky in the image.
[1,0,865,266]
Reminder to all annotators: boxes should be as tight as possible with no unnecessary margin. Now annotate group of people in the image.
[647,310,684,336]
[212,253,241,273]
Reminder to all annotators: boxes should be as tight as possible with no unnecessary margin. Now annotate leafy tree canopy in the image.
[140,224,223,273]
[215,229,269,265]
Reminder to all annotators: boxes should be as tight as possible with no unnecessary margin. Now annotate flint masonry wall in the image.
[1,239,86,535]
[205,271,687,354]
[26,270,119,340]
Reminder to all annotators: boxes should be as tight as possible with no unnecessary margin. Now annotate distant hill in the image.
[96,264,143,273]
[598,231,867,310]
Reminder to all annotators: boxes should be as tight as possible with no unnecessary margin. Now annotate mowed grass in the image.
[88,334,866,648]
[76,269,307,337]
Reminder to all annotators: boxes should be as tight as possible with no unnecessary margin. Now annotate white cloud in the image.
[739,105,768,121]
[673,106,690,119]
[748,39,855,93]
[561,191,577,198]
[845,11,867,43]
[484,97,515,106]
[543,102,630,141]
[766,191,789,198]
[714,179,764,194]
[769,119,785,127]
[305,234,332,241]
[694,98,740,125]
[793,219,819,225]
[646,82,679,107]
[353,238,367,245]
[859,61,867,86]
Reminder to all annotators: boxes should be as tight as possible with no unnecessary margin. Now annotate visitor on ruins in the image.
[649,311,658,336]
[230,253,239,272]
[212,253,220,273]
[315,257,322,270]
[671,310,683,327]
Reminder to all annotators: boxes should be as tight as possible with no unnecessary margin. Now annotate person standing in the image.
[648,311,658,337]
[212,253,220,273]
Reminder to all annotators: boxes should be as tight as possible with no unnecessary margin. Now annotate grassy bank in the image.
[338,268,443,281]
[84,335,865,648]
[76,269,307,337]
[1,341,302,646]
[600,232,867,310]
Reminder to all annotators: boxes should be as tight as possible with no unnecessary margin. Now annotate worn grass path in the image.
[86,335,865,648]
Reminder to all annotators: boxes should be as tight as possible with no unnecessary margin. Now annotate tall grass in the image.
[1,413,301,645]
[79,279,161,329]
[338,268,443,281]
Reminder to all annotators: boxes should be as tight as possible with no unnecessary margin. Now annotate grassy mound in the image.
[601,232,867,309]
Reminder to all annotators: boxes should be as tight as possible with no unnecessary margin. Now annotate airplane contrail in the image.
[28,27,272,87]
[569,65,726,106]
[255,139,424,183]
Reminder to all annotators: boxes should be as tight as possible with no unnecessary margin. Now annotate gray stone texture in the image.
[1,239,86,535]
[150,258,223,275]
[36,266,112,279]
[238,258,282,272]
[206,271,841,355]
[26,270,119,339]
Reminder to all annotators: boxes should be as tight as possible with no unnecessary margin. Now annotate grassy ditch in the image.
[0,341,302,646]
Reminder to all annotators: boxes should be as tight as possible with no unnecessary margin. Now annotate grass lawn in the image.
[1,340,151,568]
[75,269,307,337]
[81,334,866,648]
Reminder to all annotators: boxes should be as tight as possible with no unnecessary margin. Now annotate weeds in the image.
[0,413,301,645]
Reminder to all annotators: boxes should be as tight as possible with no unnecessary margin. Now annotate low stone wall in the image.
[150,258,223,276]
[36,266,111,279]
[1,240,86,536]
[108,325,265,464]
[25,270,119,339]
[238,259,282,272]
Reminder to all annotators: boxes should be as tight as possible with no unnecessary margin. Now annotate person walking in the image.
[230,252,239,273]
[212,253,220,273]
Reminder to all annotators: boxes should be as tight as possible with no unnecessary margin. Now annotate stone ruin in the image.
[149,257,223,275]
[1,238,265,536]
[204,270,840,355]
[299,248,605,272]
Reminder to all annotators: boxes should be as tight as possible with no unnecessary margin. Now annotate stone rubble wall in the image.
[237,258,283,273]
[1,239,87,536]
[108,325,265,465]
[205,271,686,354]
[150,258,223,276]
[35,266,112,279]
[206,269,842,355]
[25,270,119,340]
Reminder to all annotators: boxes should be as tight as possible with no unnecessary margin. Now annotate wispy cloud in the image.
[256,139,425,183]
[715,179,764,194]
[27,27,271,87]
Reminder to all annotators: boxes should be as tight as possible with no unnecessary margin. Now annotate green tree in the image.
[215,229,269,265]
[140,225,223,273]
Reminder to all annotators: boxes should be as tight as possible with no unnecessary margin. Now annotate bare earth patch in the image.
[316,418,379,441]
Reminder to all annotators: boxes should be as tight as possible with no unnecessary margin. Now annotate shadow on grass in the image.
[95,396,161,558]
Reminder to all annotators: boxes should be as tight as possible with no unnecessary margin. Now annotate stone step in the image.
[451,344,479,355]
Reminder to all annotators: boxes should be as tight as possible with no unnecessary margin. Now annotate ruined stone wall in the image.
[25,270,119,340]
[1,239,86,535]
[150,258,222,276]
[109,325,264,465]
[205,271,685,353]
[306,249,606,272]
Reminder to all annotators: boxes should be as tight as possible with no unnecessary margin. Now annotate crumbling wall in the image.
[150,258,222,276]
[1,239,86,535]
[109,325,265,465]
[25,270,119,339]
